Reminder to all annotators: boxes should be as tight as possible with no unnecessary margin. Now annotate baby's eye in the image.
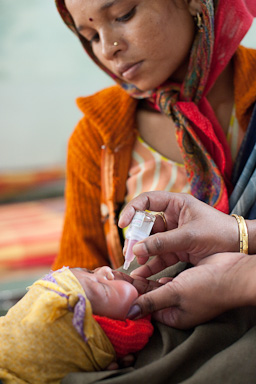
[116,6,136,22]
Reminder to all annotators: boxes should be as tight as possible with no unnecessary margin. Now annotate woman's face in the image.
[65,0,197,91]
[71,267,138,320]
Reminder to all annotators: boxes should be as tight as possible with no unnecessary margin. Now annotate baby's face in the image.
[71,267,138,320]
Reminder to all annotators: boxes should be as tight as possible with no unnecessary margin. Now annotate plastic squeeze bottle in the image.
[123,210,156,270]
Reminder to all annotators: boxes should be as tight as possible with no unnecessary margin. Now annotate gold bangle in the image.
[231,214,248,254]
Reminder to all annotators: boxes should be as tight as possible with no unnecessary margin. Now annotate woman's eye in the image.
[116,7,136,22]
[90,33,100,44]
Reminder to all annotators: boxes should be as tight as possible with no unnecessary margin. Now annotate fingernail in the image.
[132,242,147,256]
[127,304,141,319]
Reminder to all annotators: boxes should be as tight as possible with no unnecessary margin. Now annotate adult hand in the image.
[118,192,239,278]
[106,354,135,370]
[106,269,162,370]
[112,269,163,293]
[127,252,256,329]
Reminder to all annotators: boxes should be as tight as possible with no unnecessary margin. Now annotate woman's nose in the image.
[100,31,121,60]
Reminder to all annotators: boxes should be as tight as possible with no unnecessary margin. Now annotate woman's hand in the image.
[119,192,239,278]
[102,270,162,371]
[112,269,163,293]
[127,252,256,329]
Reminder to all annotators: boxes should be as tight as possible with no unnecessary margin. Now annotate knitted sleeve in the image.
[93,315,154,358]
[52,116,109,270]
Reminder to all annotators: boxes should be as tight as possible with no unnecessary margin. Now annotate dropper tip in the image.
[123,260,130,270]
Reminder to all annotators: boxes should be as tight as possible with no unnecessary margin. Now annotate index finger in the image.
[113,270,163,293]
[127,281,180,319]
[118,191,175,228]
[131,252,179,279]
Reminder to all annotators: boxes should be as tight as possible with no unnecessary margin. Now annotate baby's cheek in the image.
[114,281,138,306]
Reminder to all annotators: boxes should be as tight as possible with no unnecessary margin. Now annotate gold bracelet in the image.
[231,214,248,254]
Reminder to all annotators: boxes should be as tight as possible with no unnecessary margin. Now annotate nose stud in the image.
[113,41,119,46]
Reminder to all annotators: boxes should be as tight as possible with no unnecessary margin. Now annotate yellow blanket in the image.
[0,267,115,384]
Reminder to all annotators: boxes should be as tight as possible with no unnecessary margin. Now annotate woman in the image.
[53,0,256,271]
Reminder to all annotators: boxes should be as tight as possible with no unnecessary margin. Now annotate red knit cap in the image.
[93,315,153,358]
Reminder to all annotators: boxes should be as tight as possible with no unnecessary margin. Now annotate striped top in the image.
[125,136,190,203]
[125,106,245,204]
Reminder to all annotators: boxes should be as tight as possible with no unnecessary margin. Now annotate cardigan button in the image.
[100,203,109,218]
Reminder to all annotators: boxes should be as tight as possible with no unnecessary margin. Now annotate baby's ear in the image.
[186,0,202,16]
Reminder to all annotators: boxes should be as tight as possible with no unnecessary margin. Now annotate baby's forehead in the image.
[74,267,94,273]
[69,268,96,286]
[73,267,109,274]
[71,267,96,276]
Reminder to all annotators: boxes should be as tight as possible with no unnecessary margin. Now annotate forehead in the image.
[65,0,128,12]
[73,268,96,279]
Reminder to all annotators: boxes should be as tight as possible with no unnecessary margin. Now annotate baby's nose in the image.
[97,266,114,280]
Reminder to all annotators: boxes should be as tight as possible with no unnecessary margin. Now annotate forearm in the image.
[245,219,256,254]
[237,255,256,307]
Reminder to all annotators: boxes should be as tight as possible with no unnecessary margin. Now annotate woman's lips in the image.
[120,61,143,80]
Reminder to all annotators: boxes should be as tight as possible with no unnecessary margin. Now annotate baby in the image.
[0,266,153,384]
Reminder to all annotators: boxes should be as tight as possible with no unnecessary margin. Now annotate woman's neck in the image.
[206,60,234,134]
[138,99,160,113]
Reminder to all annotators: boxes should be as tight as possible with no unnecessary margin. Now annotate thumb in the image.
[126,282,180,319]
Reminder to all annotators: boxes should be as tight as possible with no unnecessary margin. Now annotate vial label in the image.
[132,211,145,228]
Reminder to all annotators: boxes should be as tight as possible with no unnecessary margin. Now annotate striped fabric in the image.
[0,167,65,203]
[126,109,243,204]
[0,198,65,269]
[125,136,190,204]
[229,103,256,218]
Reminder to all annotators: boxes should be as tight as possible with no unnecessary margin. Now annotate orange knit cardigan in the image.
[53,46,256,271]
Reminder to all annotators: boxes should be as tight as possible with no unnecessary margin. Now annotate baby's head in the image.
[70,266,138,320]
[0,266,153,383]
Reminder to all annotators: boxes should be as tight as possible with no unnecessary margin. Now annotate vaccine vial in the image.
[123,210,156,270]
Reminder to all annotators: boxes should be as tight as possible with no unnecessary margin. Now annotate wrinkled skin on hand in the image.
[127,252,256,329]
[118,192,256,329]
[119,192,239,277]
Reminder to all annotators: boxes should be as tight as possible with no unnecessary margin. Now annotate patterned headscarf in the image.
[55,0,256,213]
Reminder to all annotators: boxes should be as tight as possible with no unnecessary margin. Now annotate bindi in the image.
[89,17,93,22]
